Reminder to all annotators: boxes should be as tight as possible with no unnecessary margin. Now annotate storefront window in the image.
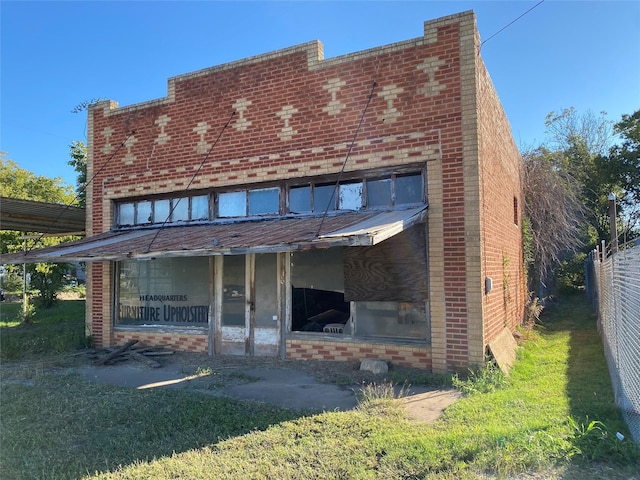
[116,257,209,327]
[291,249,349,332]
[353,301,427,340]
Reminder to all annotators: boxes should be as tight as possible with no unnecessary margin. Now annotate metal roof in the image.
[0,206,427,264]
[0,197,85,235]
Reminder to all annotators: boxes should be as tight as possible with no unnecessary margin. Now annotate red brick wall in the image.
[84,11,523,371]
[112,331,208,353]
[287,339,432,369]
[476,57,525,348]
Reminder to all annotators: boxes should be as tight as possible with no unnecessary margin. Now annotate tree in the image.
[522,146,585,295]
[522,108,639,295]
[68,141,87,207]
[605,109,640,239]
[1,154,77,255]
[544,108,615,244]
[0,155,78,311]
[0,153,76,204]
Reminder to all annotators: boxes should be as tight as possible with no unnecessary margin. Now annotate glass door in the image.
[216,254,280,356]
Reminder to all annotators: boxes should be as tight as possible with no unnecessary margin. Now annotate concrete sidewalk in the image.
[78,362,460,421]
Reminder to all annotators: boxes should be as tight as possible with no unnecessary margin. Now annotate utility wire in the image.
[480,0,544,51]
[144,111,236,253]
[316,81,377,237]
[25,130,136,254]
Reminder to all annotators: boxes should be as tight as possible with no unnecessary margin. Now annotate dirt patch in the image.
[157,351,443,389]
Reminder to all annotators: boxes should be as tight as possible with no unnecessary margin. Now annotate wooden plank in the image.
[344,224,427,302]
[94,339,138,365]
[488,328,518,374]
[130,352,162,368]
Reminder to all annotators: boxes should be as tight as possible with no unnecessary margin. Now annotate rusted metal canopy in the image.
[0,197,85,235]
[0,206,427,264]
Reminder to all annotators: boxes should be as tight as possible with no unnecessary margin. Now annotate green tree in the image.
[544,108,614,244]
[522,146,585,295]
[1,154,77,255]
[0,154,79,312]
[68,141,87,207]
[605,109,640,239]
[0,153,75,203]
[523,108,639,295]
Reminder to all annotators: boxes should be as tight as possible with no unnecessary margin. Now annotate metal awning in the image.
[0,197,85,235]
[0,206,427,264]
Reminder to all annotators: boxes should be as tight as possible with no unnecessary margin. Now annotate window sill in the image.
[288,331,429,346]
[114,325,208,335]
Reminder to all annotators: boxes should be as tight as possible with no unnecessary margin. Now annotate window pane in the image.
[119,203,135,226]
[219,191,246,217]
[354,301,427,340]
[395,174,423,205]
[191,195,209,220]
[367,178,392,207]
[339,182,363,210]
[137,201,152,224]
[255,254,278,327]
[249,188,279,215]
[153,199,170,223]
[116,257,209,327]
[223,255,245,326]
[290,249,348,333]
[314,184,337,212]
[172,198,189,222]
[290,185,311,213]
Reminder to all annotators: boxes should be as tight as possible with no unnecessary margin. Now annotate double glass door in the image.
[215,253,280,356]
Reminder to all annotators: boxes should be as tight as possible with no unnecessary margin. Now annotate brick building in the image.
[9,11,525,373]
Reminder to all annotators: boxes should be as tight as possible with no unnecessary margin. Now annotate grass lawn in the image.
[0,294,638,479]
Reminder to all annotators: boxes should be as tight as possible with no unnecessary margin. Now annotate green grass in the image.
[1,299,89,359]
[0,294,638,479]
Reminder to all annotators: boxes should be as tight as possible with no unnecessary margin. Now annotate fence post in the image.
[609,193,618,254]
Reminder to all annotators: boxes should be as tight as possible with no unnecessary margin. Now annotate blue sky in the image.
[1,1,639,188]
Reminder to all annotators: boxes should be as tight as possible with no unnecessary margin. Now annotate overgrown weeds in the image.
[452,360,507,395]
[0,300,89,359]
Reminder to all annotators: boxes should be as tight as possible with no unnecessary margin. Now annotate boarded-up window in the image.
[344,224,427,302]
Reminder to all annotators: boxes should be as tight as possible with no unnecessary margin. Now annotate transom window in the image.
[117,195,209,227]
[116,171,424,228]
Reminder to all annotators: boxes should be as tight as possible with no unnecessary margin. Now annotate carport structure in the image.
[0,196,85,235]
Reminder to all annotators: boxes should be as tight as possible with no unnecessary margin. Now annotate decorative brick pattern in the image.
[83,11,524,373]
[112,331,208,353]
[286,339,431,369]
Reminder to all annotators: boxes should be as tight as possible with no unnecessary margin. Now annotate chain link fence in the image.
[586,240,640,443]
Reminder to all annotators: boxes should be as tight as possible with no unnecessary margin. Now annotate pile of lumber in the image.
[74,340,174,368]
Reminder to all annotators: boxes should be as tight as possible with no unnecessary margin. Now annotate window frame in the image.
[114,167,427,229]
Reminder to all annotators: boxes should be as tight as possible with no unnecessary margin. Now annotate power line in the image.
[316,81,377,238]
[480,0,545,51]
[25,130,135,254]
[144,110,236,253]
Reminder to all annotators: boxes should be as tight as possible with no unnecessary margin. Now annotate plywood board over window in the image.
[344,224,427,302]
